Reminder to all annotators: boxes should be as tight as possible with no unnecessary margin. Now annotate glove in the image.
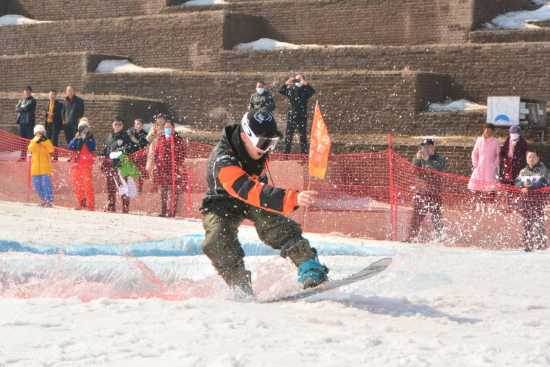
[37,135,47,143]
[112,158,121,168]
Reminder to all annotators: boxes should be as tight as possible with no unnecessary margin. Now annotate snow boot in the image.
[281,237,329,289]
[222,266,255,300]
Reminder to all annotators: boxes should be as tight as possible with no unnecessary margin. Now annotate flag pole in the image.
[303,100,318,232]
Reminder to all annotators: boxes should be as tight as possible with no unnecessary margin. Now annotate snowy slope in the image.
[0,202,549,366]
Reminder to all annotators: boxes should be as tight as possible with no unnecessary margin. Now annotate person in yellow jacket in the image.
[28,125,55,207]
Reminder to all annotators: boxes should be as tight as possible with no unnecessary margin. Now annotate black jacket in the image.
[279,84,315,119]
[101,130,139,158]
[15,96,37,126]
[43,100,63,128]
[249,89,276,111]
[129,127,149,149]
[201,124,300,215]
[61,95,85,127]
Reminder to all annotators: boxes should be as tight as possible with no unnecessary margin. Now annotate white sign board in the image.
[487,96,520,126]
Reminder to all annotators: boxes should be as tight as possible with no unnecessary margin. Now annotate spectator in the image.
[61,86,85,144]
[279,74,315,154]
[28,125,54,207]
[100,117,138,213]
[468,123,500,213]
[15,86,37,161]
[514,150,550,252]
[67,118,96,211]
[154,121,186,217]
[146,113,167,192]
[248,81,275,112]
[129,119,149,149]
[129,119,150,193]
[404,139,446,242]
[500,126,529,185]
[40,89,63,160]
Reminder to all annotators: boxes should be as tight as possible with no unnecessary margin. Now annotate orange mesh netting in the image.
[1,129,546,250]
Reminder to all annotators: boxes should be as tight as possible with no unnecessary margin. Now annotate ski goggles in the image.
[241,119,279,152]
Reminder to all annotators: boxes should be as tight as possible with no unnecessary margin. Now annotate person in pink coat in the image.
[468,123,501,212]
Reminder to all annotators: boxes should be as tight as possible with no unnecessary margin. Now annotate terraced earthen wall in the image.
[5,0,167,20]
[0,12,226,71]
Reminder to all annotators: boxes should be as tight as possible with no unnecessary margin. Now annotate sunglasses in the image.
[242,119,279,153]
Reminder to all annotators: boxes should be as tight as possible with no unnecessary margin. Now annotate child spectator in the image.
[28,125,54,207]
[514,150,550,252]
[68,118,96,211]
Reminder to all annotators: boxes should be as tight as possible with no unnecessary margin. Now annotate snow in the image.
[95,60,175,74]
[428,99,487,112]
[1,201,550,366]
[0,15,52,26]
[233,38,364,51]
[484,2,550,30]
[183,0,227,5]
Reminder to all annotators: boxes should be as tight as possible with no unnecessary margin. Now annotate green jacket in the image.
[412,153,446,194]
[118,154,141,180]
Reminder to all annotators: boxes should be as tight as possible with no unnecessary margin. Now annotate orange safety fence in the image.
[1,129,548,251]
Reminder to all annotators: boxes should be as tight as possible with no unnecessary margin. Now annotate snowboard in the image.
[259,257,392,303]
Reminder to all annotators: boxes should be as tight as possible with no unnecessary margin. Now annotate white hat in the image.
[34,125,46,134]
[78,119,89,129]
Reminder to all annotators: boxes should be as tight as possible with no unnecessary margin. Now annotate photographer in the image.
[279,75,315,154]
[27,125,54,207]
[67,118,96,211]
[100,117,139,213]
[514,150,550,252]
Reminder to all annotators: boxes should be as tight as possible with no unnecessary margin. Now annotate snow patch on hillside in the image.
[0,15,52,26]
[428,99,487,112]
[484,3,550,29]
[234,38,364,51]
[95,60,175,74]
[183,0,227,5]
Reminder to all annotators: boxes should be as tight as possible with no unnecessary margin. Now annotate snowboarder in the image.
[200,108,329,299]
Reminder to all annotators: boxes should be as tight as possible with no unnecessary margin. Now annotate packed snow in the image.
[484,2,550,30]
[95,60,175,74]
[234,38,364,51]
[428,99,487,112]
[0,201,549,366]
[0,15,52,26]
[183,0,227,5]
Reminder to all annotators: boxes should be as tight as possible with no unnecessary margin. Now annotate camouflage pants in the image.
[202,207,303,280]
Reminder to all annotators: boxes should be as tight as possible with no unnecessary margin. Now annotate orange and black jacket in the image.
[201,124,299,215]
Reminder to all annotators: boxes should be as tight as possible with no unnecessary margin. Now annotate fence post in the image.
[388,134,396,241]
[26,156,32,203]
[170,135,176,217]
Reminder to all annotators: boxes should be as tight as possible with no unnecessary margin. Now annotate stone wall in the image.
[220,43,550,104]
[83,71,456,135]
[470,29,550,43]
[5,0,167,20]
[172,0,474,46]
[0,94,169,144]
[0,12,225,71]
[0,53,128,94]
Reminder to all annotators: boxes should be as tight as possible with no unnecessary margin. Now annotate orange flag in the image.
[309,102,331,179]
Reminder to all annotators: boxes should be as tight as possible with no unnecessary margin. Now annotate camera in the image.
[292,78,300,83]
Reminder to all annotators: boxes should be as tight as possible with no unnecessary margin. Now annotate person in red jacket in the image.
[153,121,186,217]
[67,118,96,210]
[500,125,529,212]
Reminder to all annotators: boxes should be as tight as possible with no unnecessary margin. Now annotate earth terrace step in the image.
[5,0,172,21]
[0,93,169,144]
[219,42,550,104]
[0,53,128,94]
[470,28,550,43]
[165,0,528,46]
[0,11,261,71]
[83,70,457,135]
